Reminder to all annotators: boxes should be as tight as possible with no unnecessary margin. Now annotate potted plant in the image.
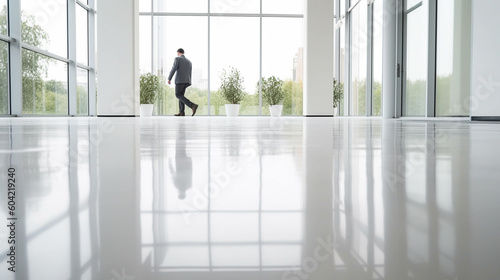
[140,73,160,117]
[261,76,285,117]
[219,67,246,117]
[333,78,344,117]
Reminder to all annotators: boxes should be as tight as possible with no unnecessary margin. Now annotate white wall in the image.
[97,0,139,116]
[304,0,334,116]
[470,0,500,118]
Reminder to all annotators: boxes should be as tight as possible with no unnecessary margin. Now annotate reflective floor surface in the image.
[1,117,500,280]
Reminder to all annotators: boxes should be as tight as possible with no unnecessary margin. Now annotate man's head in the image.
[177,48,185,56]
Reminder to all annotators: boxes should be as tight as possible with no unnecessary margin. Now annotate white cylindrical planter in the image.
[269,105,283,117]
[333,107,338,117]
[140,104,154,117]
[225,104,240,117]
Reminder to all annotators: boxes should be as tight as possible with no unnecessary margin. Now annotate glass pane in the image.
[153,16,208,116]
[407,0,422,10]
[372,0,383,116]
[436,0,471,117]
[404,4,428,116]
[0,41,7,114]
[80,0,88,5]
[211,17,259,115]
[22,49,68,114]
[339,24,346,116]
[210,0,259,14]
[0,0,7,35]
[154,0,207,13]
[350,2,367,116]
[263,0,304,14]
[77,68,89,115]
[22,0,68,58]
[139,16,152,74]
[140,0,152,12]
[262,18,303,116]
[76,7,88,65]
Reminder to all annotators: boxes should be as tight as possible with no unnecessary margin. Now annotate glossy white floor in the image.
[1,116,500,280]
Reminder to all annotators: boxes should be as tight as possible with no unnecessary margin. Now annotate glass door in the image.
[402,0,428,116]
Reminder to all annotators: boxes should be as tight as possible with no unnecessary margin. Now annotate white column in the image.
[470,0,500,120]
[97,0,140,116]
[382,0,397,119]
[303,0,334,116]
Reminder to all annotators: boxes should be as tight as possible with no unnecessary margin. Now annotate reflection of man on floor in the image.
[168,124,192,200]
[168,48,199,117]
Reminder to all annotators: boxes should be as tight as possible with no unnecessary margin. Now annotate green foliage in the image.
[240,93,259,115]
[373,81,382,116]
[77,85,88,115]
[1,8,10,113]
[0,6,7,35]
[219,67,246,104]
[154,77,176,114]
[0,39,7,114]
[282,80,303,115]
[260,76,284,106]
[210,90,226,115]
[333,78,344,108]
[405,79,427,116]
[11,11,52,114]
[140,73,160,104]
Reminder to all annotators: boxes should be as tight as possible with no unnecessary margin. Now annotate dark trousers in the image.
[175,83,194,113]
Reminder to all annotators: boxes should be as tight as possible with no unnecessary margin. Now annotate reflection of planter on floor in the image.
[269,105,283,117]
[225,104,240,117]
[140,104,154,117]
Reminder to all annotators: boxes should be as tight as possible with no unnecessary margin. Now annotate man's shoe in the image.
[174,112,185,116]
[191,104,199,116]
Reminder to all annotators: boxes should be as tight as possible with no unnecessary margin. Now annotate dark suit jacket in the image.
[168,55,192,86]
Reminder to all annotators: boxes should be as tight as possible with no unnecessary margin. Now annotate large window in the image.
[336,0,381,117]
[211,17,260,116]
[155,0,208,13]
[1,1,8,114]
[210,0,259,14]
[372,0,383,116]
[263,0,304,14]
[22,50,68,114]
[140,0,304,116]
[154,16,208,116]
[76,5,88,65]
[436,0,471,117]
[21,0,68,58]
[0,0,96,116]
[0,41,7,114]
[350,2,368,116]
[0,0,7,35]
[404,1,428,116]
[262,18,304,116]
[77,68,89,115]
[335,0,470,118]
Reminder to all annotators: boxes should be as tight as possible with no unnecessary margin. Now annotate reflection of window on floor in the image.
[403,123,465,279]
[333,121,385,278]
[140,136,304,271]
[0,123,100,280]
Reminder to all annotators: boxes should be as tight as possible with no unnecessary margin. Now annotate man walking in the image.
[168,48,199,116]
